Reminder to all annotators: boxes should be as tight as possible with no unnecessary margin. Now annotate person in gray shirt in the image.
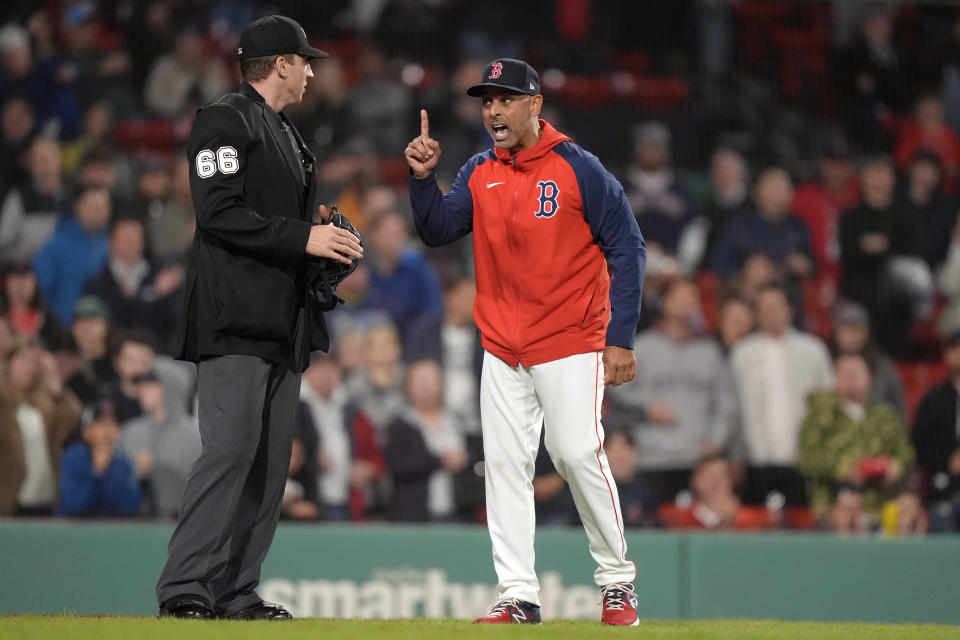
[607,278,737,504]
[121,370,200,518]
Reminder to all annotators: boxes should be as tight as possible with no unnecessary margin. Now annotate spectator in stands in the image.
[895,92,960,194]
[0,336,81,516]
[726,253,780,304]
[432,60,492,185]
[140,157,195,263]
[0,136,67,260]
[286,56,357,163]
[797,353,913,520]
[605,430,657,527]
[937,217,960,337]
[658,455,774,531]
[346,44,412,156]
[121,370,200,519]
[345,324,407,437]
[912,331,960,532]
[709,167,814,280]
[829,301,906,420]
[364,212,443,351]
[836,6,914,151]
[883,490,928,537]
[792,137,860,282]
[944,14,960,136]
[62,296,114,406]
[57,399,141,517]
[730,284,833,506]
[103,329,196,429]
[715,293,755,356]
[59,3,136,116]
[73,145,135,214]
[606,278,737,504]
[827,484,870,535]
[384,359,468,522]
[406,276,482,436]
[0,95,35,189]
[624,122,703,270]
[0,258,64,351]
[702,147,750,267]
[0,23,82,139]
[633,243,675,333]
[143,28,229,118]
[839,156,922,358]
[332,325,367,380]
[299,354,384,521]
[359,185,402,231]
[82,216,184,344]
[105,330,163,424]
[33,185,110,325]
[280,421,320,521]
[723,252,805,327]
[61,101,114,176]
[903,151,957,272]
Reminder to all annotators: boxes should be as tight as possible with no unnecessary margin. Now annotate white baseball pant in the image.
[480,350,636,605]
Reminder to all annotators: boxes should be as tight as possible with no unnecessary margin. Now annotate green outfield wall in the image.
[0,521,957,623]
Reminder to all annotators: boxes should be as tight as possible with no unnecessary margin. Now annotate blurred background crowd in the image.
[1,0,960,537]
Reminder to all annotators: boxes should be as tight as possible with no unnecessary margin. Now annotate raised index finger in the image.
[420,109,429,138]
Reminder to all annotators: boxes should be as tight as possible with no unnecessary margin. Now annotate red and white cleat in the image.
[474,598,542,624]
[601,582,639,626]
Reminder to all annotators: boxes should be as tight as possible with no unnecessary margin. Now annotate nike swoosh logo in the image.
[486,182,507,188]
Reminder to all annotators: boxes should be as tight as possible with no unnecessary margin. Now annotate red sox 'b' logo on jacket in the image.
[534,181,559,218]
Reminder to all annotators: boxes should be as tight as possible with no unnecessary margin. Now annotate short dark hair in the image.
[108,215,143,238]
[859,153,895,174]
[756,282,791,306]
[109,328,157,361]
[661,276,698,301]
[694,452,730,472]
[606,429,635,448]
[72,184,110,206]
[240,53,296,83]
[78,144,115,170]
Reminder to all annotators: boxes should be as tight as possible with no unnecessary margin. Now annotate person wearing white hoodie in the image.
[730,283,833,506]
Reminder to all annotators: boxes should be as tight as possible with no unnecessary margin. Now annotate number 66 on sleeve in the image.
[196,146,239,178]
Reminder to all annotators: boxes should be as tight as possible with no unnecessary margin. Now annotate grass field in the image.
[3,617,960,640]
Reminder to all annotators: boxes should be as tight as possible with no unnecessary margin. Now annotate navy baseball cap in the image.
[467,58,540,97]
[238,15,328,60]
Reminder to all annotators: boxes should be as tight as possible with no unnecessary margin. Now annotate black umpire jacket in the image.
[177,82,328,371]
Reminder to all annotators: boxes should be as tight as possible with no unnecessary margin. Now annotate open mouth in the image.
[491,123,509,141]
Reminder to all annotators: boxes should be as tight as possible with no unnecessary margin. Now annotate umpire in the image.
[156,15,362,620]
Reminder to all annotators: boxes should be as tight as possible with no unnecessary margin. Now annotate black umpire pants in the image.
[156,354,301,615]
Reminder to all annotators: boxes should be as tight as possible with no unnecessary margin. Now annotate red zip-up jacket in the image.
[409,120,645,367]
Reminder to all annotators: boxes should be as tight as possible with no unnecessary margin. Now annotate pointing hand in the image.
[404,109,442,179]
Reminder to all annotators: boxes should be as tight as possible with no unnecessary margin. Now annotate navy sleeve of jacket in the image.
[555,143,646,350]
[408,154,488,247]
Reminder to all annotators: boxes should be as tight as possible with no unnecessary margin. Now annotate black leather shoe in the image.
[158,595,215,619]
[226,601,293,621]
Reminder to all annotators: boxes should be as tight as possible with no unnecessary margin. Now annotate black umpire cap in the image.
[467,58,540,97]
[238,15,328,60]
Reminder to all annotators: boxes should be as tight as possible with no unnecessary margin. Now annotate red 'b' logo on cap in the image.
[489,62,503,79]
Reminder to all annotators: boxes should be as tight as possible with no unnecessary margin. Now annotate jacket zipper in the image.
[509,155,525,366]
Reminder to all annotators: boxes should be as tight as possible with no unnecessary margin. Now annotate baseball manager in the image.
[405,58,646,626]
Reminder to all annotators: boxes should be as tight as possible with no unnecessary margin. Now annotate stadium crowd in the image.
[0,0,959,537]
